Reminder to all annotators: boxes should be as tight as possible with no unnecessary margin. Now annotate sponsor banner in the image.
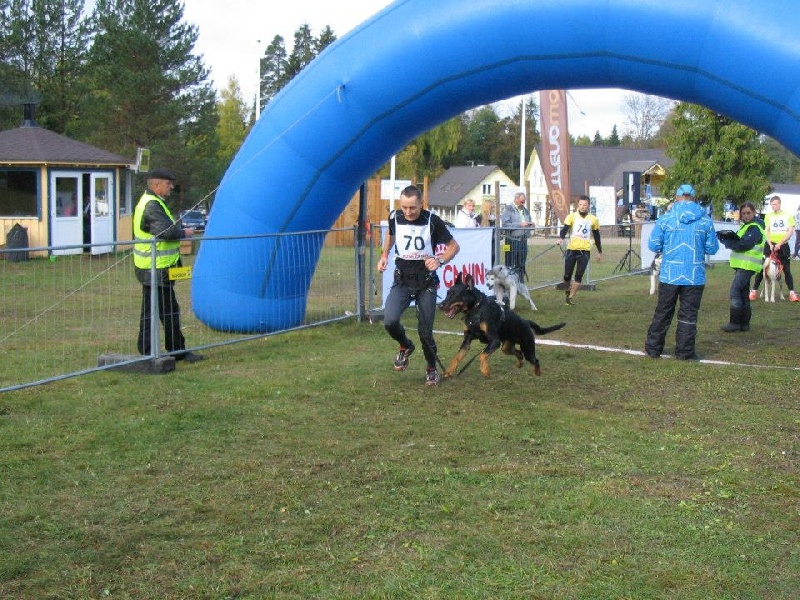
[539,90,571,223]
[380,226,493,307]
[640,220,736,268]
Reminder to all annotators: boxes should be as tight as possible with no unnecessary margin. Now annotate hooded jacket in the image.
[648,200,719,285]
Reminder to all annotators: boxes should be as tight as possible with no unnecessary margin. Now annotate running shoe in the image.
[425,367,440,386]
[393,342,415,371]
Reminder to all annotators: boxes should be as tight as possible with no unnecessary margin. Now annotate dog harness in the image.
[465,296,506,332]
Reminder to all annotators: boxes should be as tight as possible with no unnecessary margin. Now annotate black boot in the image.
[721,307,743,332]
[740,305,752,331]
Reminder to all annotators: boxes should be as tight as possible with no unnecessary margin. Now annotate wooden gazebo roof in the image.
[0,125,131,167]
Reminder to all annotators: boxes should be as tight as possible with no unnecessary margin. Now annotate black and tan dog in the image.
[439,273,566,378]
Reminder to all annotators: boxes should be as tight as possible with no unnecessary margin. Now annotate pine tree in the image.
[0,0,43,128]
[258,24,337,110]
[82,0,218,205]
[259,35,287,109]
[316,25,336,53]
[286,24,315,77]
[605,124,621,147]
[30,0,92,133]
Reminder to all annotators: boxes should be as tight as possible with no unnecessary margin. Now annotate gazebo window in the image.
[119,169,132,215]
[0,168,38,217]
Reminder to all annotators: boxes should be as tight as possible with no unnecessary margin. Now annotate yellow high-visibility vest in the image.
[729,221,764,272]
[132,192,180,270]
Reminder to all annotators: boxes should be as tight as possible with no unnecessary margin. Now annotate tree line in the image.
[1,0,796,212]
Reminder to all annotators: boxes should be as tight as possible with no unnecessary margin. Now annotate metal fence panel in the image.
[0,229,359,392]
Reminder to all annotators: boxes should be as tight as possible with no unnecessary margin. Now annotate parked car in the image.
[180,209,206,231]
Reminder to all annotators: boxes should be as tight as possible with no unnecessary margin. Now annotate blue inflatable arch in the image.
[193,0,800,333]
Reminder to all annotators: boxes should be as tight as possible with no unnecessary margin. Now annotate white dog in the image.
[486,265,537,311]
[762,252,785,302]
[649,253,662,295]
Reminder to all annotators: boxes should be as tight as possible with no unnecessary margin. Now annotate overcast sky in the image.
[182,0,632,139]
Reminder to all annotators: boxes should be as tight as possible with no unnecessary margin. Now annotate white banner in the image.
[640,220,737,268]
[589,185,617,226]
[380,227,494,306]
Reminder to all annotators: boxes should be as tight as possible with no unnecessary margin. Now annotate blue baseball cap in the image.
[676,184,696,198]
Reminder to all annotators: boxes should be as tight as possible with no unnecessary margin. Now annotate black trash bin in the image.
[6,223,29,262]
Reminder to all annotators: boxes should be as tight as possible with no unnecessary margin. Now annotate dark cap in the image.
[147,168,177,181]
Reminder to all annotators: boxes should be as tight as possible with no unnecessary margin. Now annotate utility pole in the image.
[255,39,262,121]
[519,96,526,188]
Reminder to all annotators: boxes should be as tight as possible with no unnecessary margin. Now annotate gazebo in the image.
[0,105,134,256]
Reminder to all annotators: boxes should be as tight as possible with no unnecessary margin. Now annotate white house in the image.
[427,165,517,223]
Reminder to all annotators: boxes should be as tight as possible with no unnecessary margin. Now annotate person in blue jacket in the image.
[645,184,719,360]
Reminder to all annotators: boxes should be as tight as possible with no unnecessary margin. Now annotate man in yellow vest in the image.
[133,168,203,362]
[716,201,764,332]
[556,195,603,305]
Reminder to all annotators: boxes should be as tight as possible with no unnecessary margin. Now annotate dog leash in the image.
[456,351,479,376]
[526,242,563,262]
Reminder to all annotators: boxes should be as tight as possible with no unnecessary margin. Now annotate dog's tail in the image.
[527,321,566,335]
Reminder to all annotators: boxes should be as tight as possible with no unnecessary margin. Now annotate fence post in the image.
[149,239,160,360]
[355,183,368,320]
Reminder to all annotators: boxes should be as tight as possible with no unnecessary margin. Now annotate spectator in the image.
[749,195,798,301]
[133,168,203,363]
[453,198,479,228]
[478,199,498,264]
[478,199,496,228]
[644,184,719,360]
[501,192,534,278]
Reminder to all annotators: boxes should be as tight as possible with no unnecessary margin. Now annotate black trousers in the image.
[504,237,528,277]
[645,283,704,359]
[138,283,186,356]
[563,249,591,283]
[383,282,438,368]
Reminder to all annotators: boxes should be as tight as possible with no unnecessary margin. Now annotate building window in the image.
[119,169,133,215]
[0,168,38,217]
[482,183,492,195]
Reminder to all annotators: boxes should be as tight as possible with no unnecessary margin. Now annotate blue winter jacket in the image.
[648,200,719,285]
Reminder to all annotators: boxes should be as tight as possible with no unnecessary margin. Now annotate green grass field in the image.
[1,257,799,599]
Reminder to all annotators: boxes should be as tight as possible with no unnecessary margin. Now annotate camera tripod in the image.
[613,220,640,274]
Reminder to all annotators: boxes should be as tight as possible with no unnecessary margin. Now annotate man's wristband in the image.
[437,257,446,267]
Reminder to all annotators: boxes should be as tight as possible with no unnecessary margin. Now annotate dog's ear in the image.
[465,273,475,288]
[454,272,463,285]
